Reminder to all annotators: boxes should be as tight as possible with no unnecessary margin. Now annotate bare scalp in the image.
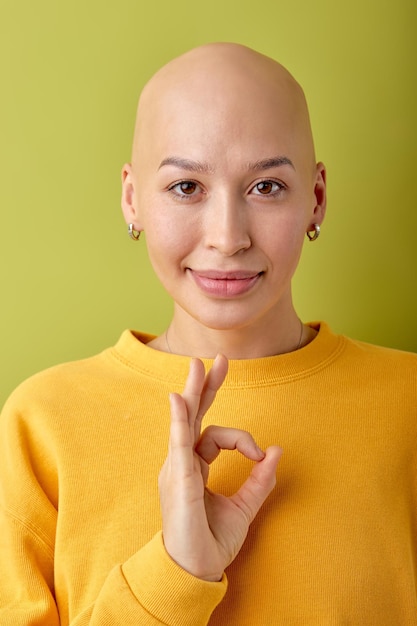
[132,43,316,174]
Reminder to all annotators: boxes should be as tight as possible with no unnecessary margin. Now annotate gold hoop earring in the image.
[306,224,320,241]
[128,224,141,241]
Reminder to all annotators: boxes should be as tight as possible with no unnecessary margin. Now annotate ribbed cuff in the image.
[122,532,227,626]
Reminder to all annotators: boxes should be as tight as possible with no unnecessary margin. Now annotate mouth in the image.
[188,269,263,297]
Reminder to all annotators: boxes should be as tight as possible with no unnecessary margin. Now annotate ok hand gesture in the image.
[159,354,282,582]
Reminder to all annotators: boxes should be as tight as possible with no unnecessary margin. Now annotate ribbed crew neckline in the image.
[109,322,346,388]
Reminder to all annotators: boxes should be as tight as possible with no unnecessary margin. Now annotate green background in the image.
[1,0,416,406]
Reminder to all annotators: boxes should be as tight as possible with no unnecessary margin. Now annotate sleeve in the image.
[73,534,227,626]
[0,396,227,626]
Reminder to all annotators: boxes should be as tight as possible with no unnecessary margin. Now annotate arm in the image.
[0,357,281,625]
[96,355,281,622]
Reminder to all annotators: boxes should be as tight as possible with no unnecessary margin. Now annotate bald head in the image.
[131,43,316,173]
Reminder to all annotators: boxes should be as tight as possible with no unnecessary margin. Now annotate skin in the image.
[121,43,326,581]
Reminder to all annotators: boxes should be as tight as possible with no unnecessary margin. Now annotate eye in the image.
[168,180,201,198]
[251,180,285,196]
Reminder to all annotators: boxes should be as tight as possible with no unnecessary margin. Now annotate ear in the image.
[121,163,143,231]
[309,162,327,227]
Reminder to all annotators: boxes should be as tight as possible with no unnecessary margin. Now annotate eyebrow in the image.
[158,154,294,173]
[158,156,214,173]
[249,156,295,171]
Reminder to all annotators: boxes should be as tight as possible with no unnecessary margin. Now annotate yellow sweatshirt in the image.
[1,322,416,625]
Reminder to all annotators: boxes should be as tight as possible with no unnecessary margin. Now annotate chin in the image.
[189,304,270,333]
[173,287,286,333]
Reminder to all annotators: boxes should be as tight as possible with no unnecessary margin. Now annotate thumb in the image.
[230,446,282,524]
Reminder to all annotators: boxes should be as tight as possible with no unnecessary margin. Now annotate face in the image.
[122,45,326,336]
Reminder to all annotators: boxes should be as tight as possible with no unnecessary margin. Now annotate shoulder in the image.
[310,322,416,371]
[333,333,417,395]
[4,353,103,407]
[0,338,129,425]
[0,329,157,423]
[313,322,417,389]
[343,334,417,367]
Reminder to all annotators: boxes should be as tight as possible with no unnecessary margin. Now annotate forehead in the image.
[139,86,303,172]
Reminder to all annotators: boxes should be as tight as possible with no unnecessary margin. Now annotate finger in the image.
[194,354,228,439]
[199,354,228,415]
[181,358,206,437]
[230,446,282,523]
[195,425,266,465]
[168,392,195,476]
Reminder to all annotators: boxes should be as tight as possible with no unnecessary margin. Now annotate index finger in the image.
[195,425,265,465]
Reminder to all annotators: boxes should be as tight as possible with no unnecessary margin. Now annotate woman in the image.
[1,43,416,625]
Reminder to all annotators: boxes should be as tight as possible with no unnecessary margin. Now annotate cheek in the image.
[254,211,306,256]
[255,216,306,286]
[143,206,179,243]
[143,213,196,271]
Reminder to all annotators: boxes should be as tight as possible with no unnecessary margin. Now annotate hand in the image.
[159,354,282,582]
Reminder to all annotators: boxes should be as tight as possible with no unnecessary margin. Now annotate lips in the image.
[188,269,262,297]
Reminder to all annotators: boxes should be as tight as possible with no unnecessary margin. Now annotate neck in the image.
[148,305,313,359]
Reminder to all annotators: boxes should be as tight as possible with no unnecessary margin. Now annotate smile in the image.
[188,269,263,297]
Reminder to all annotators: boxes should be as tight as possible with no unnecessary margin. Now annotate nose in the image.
[203,192,251,256]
